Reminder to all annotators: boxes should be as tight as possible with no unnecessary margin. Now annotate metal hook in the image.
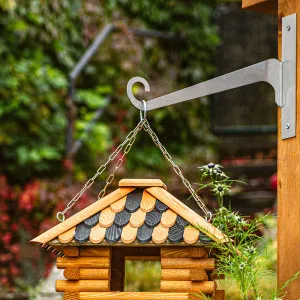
[57,212,65,222]
[140,100,147,121]
[127,77,150,110]
[205,211,213,223]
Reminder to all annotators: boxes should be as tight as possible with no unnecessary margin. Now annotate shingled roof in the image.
[31,179,226,249]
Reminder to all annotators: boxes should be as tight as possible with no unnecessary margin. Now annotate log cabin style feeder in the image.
[31,179,226,300]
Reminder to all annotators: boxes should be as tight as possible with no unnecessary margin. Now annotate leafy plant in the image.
[195,163,299,300]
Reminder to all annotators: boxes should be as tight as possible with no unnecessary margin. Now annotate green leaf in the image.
[76,90,107,109]
[38,146,62,160]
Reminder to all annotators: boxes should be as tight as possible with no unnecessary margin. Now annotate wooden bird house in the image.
[31,179,226,300]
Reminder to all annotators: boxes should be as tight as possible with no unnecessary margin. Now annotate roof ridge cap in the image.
[119,179,167,190]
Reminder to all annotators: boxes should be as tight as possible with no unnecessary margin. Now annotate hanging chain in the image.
[57,119,146,222]
[97,121,144,199]
[143,120,212,221]
[57,116,212,222]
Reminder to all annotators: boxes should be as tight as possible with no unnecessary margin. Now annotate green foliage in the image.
[0,54,67,182]
[0,0,219,184]
[108,0,220,173]
[124,260,161,292]
[212,208,270,299]
[196,164,300,300]
[0,1,80,182]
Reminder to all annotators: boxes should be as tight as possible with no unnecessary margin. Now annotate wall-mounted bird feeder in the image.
[31,179,226,300]
[30,0,300,298]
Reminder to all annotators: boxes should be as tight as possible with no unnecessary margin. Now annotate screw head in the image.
[287,25,291,31]
[286,123,290,129]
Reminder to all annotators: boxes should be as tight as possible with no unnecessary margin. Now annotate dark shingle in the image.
[199,232,213,244]
[176,215,189,228]
[137,224,154,243]
[155,200,168,213]
[84,212,100,228]
[168,223,184,243]
[106,224,122,244]
[74,222,91,243]
[125,189,143,213]
[145,209,162,228]
[114,210,131,228]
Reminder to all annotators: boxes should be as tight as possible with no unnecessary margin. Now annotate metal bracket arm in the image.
[127,14,296,140]
[128,59,282,109]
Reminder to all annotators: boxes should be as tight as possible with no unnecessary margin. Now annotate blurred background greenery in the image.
[0,0,219,184]
[0,0,220,292]
[0,0,278,298]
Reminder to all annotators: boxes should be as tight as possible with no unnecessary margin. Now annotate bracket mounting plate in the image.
[127,14,297,140]
[281,13,296,139]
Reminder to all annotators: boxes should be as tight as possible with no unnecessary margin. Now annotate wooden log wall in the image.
[63,292,225,300]
[56,247,111,298]
[63,292,198,299]
[58,246,224,300]
[160,247,224,298]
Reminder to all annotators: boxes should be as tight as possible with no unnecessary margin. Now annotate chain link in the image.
[142,120,211,219]
[57,117,212,222]
[57,119,146,222]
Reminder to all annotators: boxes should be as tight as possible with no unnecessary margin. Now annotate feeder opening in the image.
[124,258,161,292]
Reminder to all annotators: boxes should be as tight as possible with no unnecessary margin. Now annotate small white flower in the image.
[212,183,230,197]
[239,262,246,269]
[199,163,228,179]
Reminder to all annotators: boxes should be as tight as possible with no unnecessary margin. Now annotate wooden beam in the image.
[161,269,208,281]
[78,292,191,300]
[64,268,110,280]
[64,292,218,300]
[64,291,79,300]
[160,280,215,294]
[119,179,167,190]
[56,280,110,292]
[242,0,278,14]
[161,258,215,270]
[79,248,111,257]
[161,247,208,258]
[277,2,300,298]
[57,257,110,269]
[64,247,79,257]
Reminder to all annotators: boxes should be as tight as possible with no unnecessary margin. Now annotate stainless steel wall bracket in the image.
[127,14,297,140]
[281,14,296,139]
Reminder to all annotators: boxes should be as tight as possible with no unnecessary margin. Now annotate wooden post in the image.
[277,2,300,298]
[242,0,300,298]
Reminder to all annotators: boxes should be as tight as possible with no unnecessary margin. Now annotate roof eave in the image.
[30,187,135,245]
